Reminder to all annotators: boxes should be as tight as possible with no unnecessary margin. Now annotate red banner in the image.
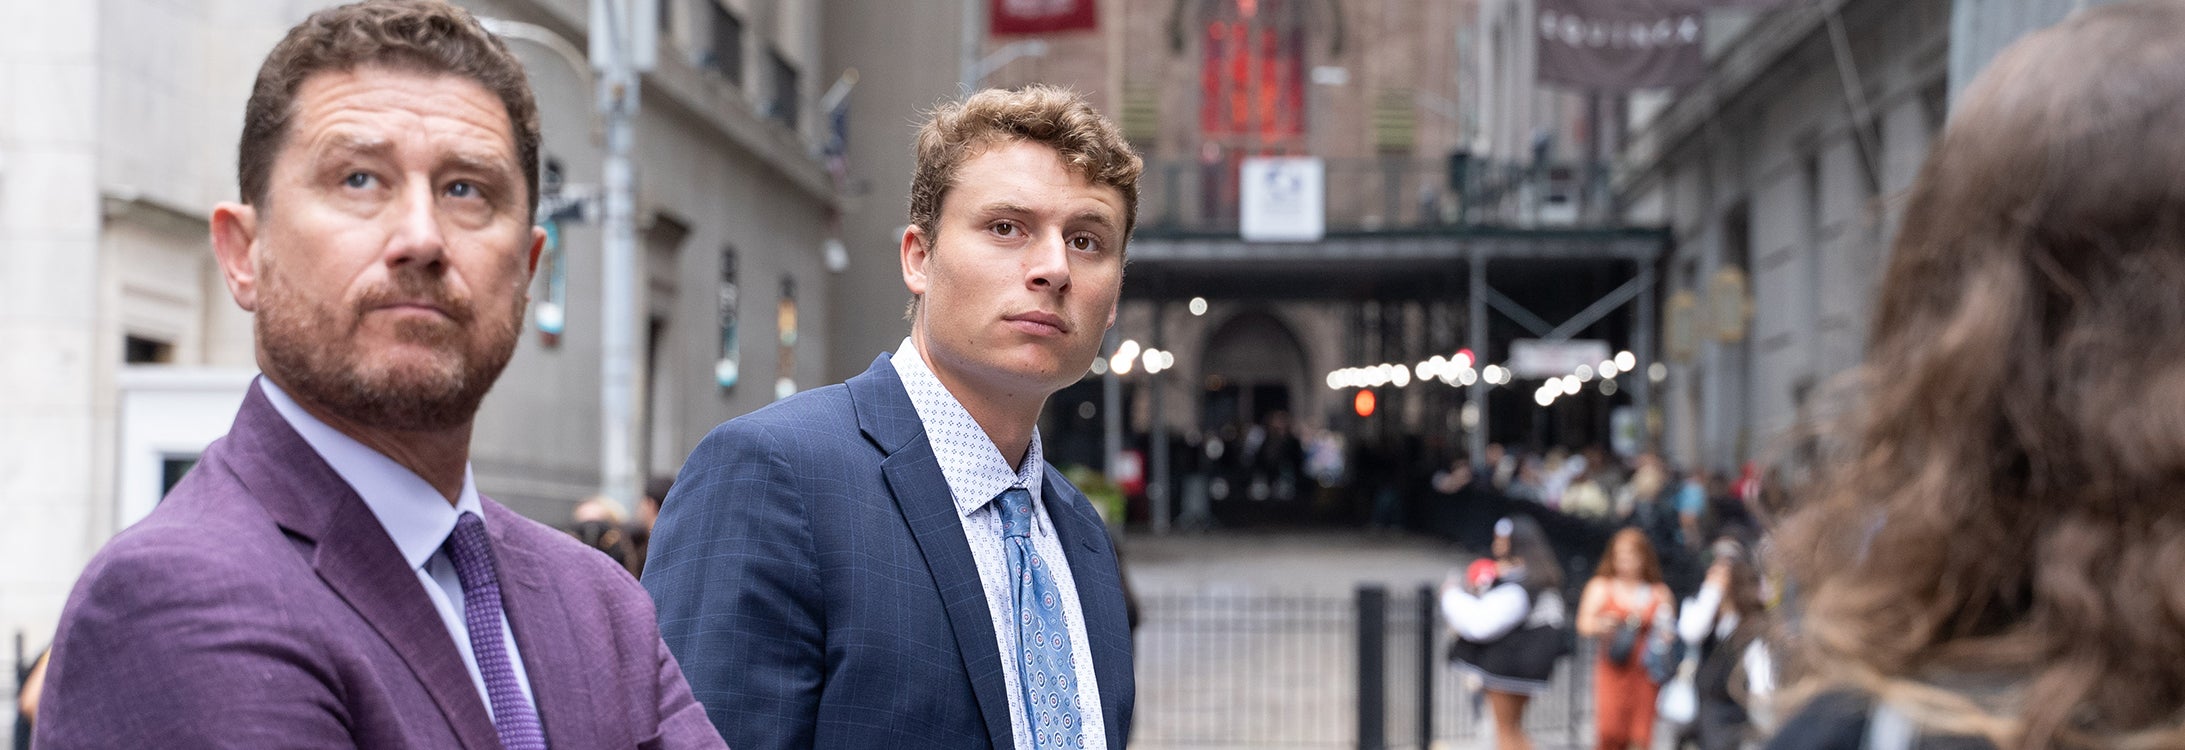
[991,0,1098,35]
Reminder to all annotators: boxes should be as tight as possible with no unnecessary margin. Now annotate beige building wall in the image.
[1618,0,1947,468]
[819,0,966,382]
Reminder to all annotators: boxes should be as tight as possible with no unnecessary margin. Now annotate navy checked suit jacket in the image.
[644,354,1136,749]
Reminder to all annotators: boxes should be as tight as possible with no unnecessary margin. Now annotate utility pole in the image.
[592,0,655,506]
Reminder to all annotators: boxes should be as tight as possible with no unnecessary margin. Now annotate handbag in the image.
[1657,653,1698,724]
[1605,620,1641,664]
[1644,632,1685,684]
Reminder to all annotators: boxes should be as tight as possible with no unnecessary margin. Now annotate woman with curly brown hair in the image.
[1767,3,2185,749]
[1579,527,1676,750]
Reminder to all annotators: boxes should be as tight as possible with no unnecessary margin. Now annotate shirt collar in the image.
[259,377,484,571]
[890,338,1045,518]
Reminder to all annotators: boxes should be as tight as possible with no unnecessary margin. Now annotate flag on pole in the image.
[991,0,1098,35]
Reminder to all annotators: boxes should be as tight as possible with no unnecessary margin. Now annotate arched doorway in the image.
[1190,310,1320,525]
[1199,310,1310,432]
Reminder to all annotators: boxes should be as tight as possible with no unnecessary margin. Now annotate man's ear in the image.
[900,225,930,296]
[210,202,261,312]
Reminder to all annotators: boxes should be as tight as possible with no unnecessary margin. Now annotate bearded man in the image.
[32,3,724,748]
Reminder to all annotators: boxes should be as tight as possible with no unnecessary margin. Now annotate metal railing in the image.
[1131,586,1597,749]
[1136,157,1612,236]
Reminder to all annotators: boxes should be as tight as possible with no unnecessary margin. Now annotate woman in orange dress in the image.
[1577,527,1675,750]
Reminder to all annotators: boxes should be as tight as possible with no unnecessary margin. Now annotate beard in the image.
[256,262,524,432]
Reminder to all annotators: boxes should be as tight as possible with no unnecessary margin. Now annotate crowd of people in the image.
[1442,501,1775,750]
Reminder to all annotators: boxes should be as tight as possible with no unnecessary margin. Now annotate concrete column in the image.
[0,0,104,650]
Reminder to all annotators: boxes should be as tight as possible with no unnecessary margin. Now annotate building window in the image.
[124,335,173,364]
[160,455,198,499]
[767,48,799,127]
[1198,0,1307,145]
[707,4,744,84]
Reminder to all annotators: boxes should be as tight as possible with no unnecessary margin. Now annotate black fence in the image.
[1136,155,1611,235]
[1132,586,1597,749]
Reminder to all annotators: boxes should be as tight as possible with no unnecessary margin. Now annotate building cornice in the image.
[1615,0,1856,199]
[518,0,839,207]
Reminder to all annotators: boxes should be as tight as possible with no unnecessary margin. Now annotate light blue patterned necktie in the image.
[995,487,1085,749]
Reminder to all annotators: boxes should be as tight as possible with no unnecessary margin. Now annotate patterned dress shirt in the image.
[890,338,1109,750]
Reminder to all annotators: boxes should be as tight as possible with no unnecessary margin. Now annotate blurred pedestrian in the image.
[1443,516,1570,750]
[15,647,47,748]
[1672,469,1713,550]
[1480,442,1514,491]
[1562,462,1613,521]
[32,4,721,747]
[1580,528,1677,750]
[627,475,670,578]
[1769,4,2185,749]
[1618,452,1668,522]
[569,494,637,574]
[1675,538,1775,750]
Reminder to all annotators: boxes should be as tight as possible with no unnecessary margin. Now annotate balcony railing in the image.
[1137,156,1614,236]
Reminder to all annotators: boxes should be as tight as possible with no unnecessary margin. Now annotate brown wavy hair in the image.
[1592,528,1663,585]
[1777,3,2185,747]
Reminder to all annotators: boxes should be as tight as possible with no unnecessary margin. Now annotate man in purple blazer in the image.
[33,2,723,748]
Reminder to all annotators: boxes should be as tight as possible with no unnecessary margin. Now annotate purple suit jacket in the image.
[34,383,726,749]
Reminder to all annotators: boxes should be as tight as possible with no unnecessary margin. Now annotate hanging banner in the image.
[991,0,1098,35]
[1536,0,1707,90]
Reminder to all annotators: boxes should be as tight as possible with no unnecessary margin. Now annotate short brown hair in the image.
[908,84,1142,249]
[238,0,541,217]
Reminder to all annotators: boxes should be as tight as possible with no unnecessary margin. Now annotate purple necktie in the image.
[444,511,547,750]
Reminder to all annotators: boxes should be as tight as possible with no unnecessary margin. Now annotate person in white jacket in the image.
[1675,539,1775,750]
[1442,516,1568,750]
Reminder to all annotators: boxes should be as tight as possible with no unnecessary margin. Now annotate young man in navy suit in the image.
[646,85,1141,749]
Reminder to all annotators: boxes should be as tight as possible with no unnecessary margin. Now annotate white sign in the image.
[1508,339,1612,380]
[1240,157,1325,242]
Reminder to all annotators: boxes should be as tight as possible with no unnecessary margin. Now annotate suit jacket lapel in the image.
[225,382,501,750]
[487,501,605,750]
[1042,474,1132,743]
[850,355,1017,750]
